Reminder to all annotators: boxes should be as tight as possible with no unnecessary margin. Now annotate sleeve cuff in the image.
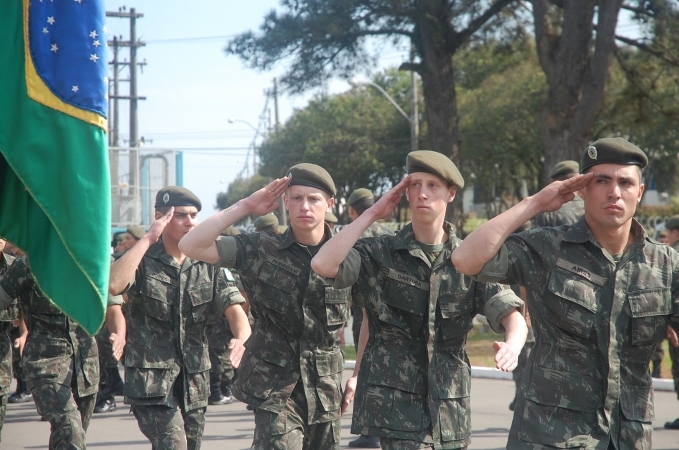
[473,245,510,283]
[215,236,238,268]
[332,248,361,290]
[214,286,246,316]
[484,288,524,334]
[107,294,125,307]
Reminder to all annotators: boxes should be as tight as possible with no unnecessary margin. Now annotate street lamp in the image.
[349,77,418,152]
[228,117,261,177]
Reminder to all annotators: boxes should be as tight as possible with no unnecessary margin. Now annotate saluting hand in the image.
[341,375,358,416]
[240,177,290,216]
[146,207,175,243]
[228,338,247,369]
[533,173,593,214]
[493,341,521,372]
[369,176,410,221]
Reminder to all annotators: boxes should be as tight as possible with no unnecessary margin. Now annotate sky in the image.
[102,1,642,222]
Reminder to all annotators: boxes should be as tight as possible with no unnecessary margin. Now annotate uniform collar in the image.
[147,239,196,270]
[394,221,457,251]
[278,223,333,250]
[563,216,647,249]
[0,252,13,269]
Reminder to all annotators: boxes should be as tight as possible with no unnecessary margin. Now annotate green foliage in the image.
[215,174,269,223]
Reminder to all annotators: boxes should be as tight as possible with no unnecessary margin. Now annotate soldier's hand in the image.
[668,326,679,348]
[532,173,593,214]
[13,334,27,357]
[370,176,410,221]
[240,177,290,216]
[341,375,358,416]
[493,341,520,372]
[146,207,174,243]
[228,338,246,369]
[110,333,126,361]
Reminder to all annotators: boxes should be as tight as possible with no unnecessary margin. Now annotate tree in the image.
[227,0,519,221]
[215,174,269,224]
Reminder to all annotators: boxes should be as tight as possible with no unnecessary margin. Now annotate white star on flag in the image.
[72,86,79,92]
[47,16,55,25]
[42,27,49,34]
[74,0,83,3]
[89,30,97,39]
[51,43,58,53]
[103,26,107,34]
[93,40,101,47]
[89,53,99,62]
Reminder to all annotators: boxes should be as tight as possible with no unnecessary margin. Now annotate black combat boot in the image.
[93,396,116,413]
[348,434,380,448]
[208,373,231,405]
[8,380,33,403]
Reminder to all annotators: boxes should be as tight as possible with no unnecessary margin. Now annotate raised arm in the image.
[178,177,290,264]
[452,173,593,275]
[311,177,409,278]
[109,208,173,295]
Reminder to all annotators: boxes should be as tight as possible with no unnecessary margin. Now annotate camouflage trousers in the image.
[0,394,6,443]
[31,381,96,449]
[670,339,679,401]
[351,305,363,349]
[132,404,206,450]
[208,326,234,384]
[9,325,24,382]
[253,381,340,450]
[380,437,467,450]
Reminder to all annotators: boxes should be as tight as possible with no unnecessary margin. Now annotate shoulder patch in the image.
[222,268,235,282]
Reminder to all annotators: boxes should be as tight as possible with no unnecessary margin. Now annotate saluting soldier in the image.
[312,151,527,450]
[109,187,250,450]
[254,213,281,234]
[532,160,585,228]
[452,137,679,449]
[179,164,348,449]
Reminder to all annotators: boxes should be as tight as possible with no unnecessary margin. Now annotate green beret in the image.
[665,215,679,231]
[406,150,464,188]
[325,211,338,223]
[155,186,202,211]
[286,163,336,196]
[580,137,647,174]
[116,234,125,242]
[126,225,145,240]
[220,225,240,236]
[347,188,374,206]
[254,213,279,231]
[549,160,580,179]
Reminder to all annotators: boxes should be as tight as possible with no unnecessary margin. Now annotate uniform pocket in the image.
[437,364,471,441]
[315,349,343,412]
[544,269,598,339]
[79,340,99,386]
[324,286,350,327]
[380,272,428,336]
[628,288,671,346]
[188,282,213,323]
[256,262,296,314]
[140,276,176,323]
[238,343,292,400]
[621,383,654,422]
[439,291,473,341]
[23,338,70,380]
[124,366,171,398]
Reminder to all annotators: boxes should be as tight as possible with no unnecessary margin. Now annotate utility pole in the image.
[270,78,286,226]
[409,46,419,153]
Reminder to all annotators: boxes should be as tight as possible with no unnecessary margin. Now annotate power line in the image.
[145,34,237,44]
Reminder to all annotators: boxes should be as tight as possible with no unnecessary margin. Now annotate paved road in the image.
[3,373,679,449]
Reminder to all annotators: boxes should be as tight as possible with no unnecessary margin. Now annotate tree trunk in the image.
[533,0,623,186]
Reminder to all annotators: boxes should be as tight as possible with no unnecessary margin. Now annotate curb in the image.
[343,361,675,392]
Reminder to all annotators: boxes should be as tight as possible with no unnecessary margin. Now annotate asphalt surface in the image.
[3,372,679,449]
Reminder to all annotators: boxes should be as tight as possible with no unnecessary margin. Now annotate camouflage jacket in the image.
[475,217,679,449]
[216,224,349,425]
[0,252,17,395]
[672,241,679,252]
[0,256,99,395]
[123,240,244,411]
[532,195,584,228]
[335,222,523,447]
[360,222,393,238]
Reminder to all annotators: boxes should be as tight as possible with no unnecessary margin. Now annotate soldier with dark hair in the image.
[109,186,251,450]
[180,164,349,449]
[254,213,280,235]
[532,160,585,228]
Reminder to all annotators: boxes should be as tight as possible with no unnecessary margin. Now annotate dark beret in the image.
[254,214,279,231]
[665,215,679,231]
[324,211,338,223]
[347,188,374,206]
[580,137,648,174]
[286,163,336,196]
[126,225,145,240]
[155,186,202,211]
[549,160,580,179]
[116,234,125,242]
[220,226,240,236]
[406,150,464,188]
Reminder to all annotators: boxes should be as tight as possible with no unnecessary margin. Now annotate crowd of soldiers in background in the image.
[1,142,679,449]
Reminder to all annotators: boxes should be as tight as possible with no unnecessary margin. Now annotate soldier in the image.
[0,238,18,441]
[325,210,339,231]
[0,254,101,449]
[452,137,679,449]
[312,151,527,450]
[343,188,393,449]
[122,225,145,249]
[658,229,669,245]
[108,186,250,450]
[179,163,348,449]
[254,213,281,234]
[532,160,584,228]
[663,215,679,429]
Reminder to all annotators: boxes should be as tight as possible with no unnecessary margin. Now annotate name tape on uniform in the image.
[555,258,606,286]
[387,269,429,291]
[266,255,302,277]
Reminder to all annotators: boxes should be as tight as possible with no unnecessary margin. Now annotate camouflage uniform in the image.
[350,222,393,349]
[0,252,17,441]
[206,305,234,392]
[0,255,99,449]
[123,240,244,450]
[531,196,585,228]
[334,222,523,449]
[671,241,679,398]
[215,225,347,449]
[474,217,679,449]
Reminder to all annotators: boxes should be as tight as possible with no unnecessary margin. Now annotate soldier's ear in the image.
[447,186,457,203]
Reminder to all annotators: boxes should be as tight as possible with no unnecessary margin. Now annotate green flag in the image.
[0,0,110,334]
